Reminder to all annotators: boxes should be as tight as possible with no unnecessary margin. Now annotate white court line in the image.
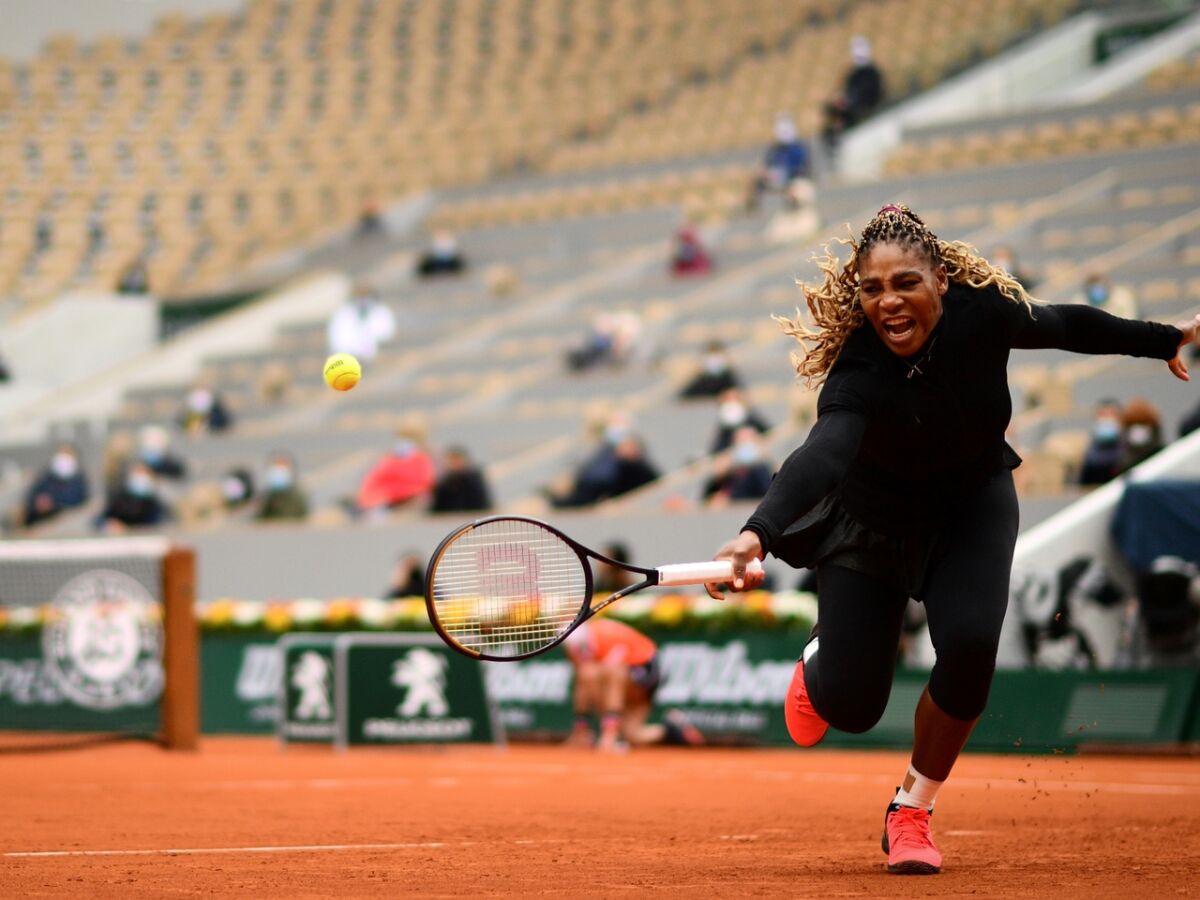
[4,842,445,859]
[28,770,1200,797]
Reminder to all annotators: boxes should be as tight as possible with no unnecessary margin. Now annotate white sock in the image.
[893,765,943,810]
[802,636,819,664]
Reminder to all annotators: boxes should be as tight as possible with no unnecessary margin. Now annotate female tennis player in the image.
[706,204,1200,875]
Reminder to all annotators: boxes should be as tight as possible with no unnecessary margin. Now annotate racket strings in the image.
[430,520,587,658]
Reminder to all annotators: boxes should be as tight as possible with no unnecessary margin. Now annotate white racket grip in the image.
[656,558,764,587]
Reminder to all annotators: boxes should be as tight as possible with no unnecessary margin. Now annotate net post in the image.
[161,546,199,750]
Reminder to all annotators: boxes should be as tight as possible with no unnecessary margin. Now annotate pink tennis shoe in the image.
[784,659,829,747]
[882,802,942,875]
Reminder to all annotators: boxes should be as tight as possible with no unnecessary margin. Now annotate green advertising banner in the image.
[0,633,159,734]
[200,632,280,734]
[15,629,1183,754]
[335,634,503,748]
[277,634,338,743]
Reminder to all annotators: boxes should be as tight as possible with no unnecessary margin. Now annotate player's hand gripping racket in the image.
[425,515,762,661]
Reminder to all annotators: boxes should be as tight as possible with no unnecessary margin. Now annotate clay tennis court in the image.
[2,738,1197,897]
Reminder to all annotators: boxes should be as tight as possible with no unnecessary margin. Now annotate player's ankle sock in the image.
[893,766,943,810]
[573,714,593,732]
[600,713,621,738]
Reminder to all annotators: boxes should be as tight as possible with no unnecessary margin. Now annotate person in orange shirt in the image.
[562,616,702,752]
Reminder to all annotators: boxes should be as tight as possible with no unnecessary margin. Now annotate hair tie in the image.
[877,203,907,216]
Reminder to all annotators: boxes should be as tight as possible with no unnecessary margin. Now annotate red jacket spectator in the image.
[356,439,436,510]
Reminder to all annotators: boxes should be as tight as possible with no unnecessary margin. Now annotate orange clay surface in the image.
[2,738,1199,898]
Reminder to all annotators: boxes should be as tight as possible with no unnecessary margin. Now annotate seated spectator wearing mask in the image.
[1075,272,1138,320]
[221,468,255,511]
[430,446,492,513]
[22,444,89,528]
[416,230,466,277]
[703,428,773,506]
[679,341,742,399]
[988,245,1037,292]
[1118,397,1165,473]
[747,113,812,212]
[385,552,427,598]
[137,425,187,480]
[98,461,170,532]
[1079,399,1124,486]
[550,418,661,508]
[327,283,397,364]
[179,383,232,435]
[670,225,714,277]
[710,387,771,454]
[356,430,437,514]
[257,452,309,521]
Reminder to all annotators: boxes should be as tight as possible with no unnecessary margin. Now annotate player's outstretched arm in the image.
[1011,302,1187,363]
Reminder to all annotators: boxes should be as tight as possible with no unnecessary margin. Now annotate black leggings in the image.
[804,470,1019,731]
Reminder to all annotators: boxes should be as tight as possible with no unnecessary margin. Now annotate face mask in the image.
[266,466,293,490]
[1092,418,1120,444]
[603,425,629,445]
[126,473,154,497]
[1126,424,1154,447]
[1086,284,1108,306]
[719,402,747,426]
[393,440,416,457]
[703,355,727,375]
[732,443,761,466]
[222,477,248,503]
[51,454,78,478]
[187,389,213,412]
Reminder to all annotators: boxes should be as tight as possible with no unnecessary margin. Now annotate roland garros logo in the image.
[41,569,164,710]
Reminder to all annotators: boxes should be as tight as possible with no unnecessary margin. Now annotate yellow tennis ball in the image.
[323,353,361,391]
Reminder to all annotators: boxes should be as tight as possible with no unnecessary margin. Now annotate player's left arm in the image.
[1011,303,1197,379]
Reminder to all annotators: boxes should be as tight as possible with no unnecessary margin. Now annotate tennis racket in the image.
[424,515,763,661]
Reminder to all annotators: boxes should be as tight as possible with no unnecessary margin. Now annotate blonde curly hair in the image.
[777,204,1036,388]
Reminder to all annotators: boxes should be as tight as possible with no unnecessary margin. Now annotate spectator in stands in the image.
[416,230,466,277]
[702,427,773,506]
[709,387,771,454]
[179,382,233,435]
[594,542,639,594]
[221,467,255,511]
[385,551,427,598]
[1118,397,1165,473]
[679,340,743,399]
[566,311,643,372]
[989,245,1038,292]
[548,417,661,507]
[136,425,187,480]
[116,256,151,295]
[21,444,90,528]
[430,446,492,513]
[1075,272,1138,320]
[355,199,386,239]
[256,452,309,521]
[821,35,886,156]
[669,224,714,277]
[747,113,812,212]
[327,283,397,364]
[97,461,170,532]
[355,428,437,515]
[1079,398,1125,486]
[0,348,10,383]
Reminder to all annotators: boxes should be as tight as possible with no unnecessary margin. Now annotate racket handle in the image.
[656,558,764,587]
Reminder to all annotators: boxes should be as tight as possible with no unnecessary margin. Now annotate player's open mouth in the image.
[882,317,916,341]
